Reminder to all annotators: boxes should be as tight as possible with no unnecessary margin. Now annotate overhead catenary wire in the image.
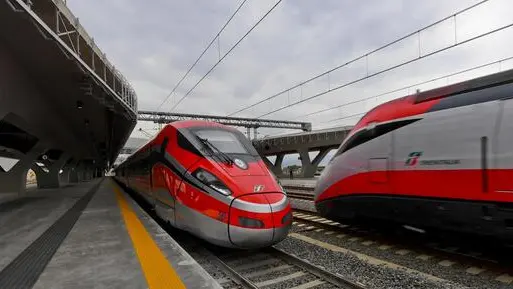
[297,55,513,120]
[226,0,490,117]
[256,20,513,118]
[170,0,284,112]
[156,0,248,111]
[265,55,513,137]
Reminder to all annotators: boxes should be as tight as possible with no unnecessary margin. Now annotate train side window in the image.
[336,118,420,155]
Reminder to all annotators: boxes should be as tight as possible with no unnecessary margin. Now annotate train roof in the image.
[169,120,236,130]
[352,67,513,132]
[115,120,238,168]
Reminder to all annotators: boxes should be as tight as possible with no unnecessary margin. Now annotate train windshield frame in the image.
[187,127,259,157]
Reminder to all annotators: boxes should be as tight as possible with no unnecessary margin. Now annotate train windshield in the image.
[194,129,249,154]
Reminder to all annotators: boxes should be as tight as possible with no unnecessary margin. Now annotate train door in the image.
[361,124,393,220]
[392,101,499,228]
[365,123,392,190]
[493,98,513,195]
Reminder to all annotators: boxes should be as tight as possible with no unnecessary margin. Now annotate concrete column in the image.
[298,148,330,178]
[261,154,285,177]
[59,159,78,185]
[59,167,71,184]
[78,167,88,182]
[0,143,46,196]
[272,154,285,177]
[31,153,70,189]
[69,167,79,183]
[81,167,93,182]
[70,161,86,183]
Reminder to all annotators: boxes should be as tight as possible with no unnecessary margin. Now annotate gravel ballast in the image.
[274,236,467,289]
[298,229,513,289]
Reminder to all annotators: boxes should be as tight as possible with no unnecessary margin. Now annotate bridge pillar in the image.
[59,159,78,185]
[78,167,89,182]
[81,167,94,181]
[70,162,86,183]
[299,148,331,178]
[31,154,70,189]
[263,154,285,177]
[69,167,79,183]
[0,143,46,196]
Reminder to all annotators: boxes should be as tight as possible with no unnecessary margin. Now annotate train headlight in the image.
[238,217,264,228]
[193,168,232,196]
[281,212,292,224]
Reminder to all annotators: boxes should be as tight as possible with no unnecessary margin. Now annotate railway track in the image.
[202,245,365,289]
[291,209,513,283]
[284,186,513,269]
[125,182,363,289]
[284,185,315,201]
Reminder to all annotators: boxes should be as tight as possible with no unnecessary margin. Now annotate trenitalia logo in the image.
[405,152,423,166]
[254,185,265,192]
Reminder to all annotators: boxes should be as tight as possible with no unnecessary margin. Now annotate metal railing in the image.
[138,110,312,131]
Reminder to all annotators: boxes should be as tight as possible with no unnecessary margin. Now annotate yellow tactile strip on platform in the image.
[113,184,186,289]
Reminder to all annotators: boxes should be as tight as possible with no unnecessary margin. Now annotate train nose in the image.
[228,193,291,248]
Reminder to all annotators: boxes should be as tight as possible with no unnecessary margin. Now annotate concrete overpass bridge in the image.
[0,0,137,196]
[252,126,353,178]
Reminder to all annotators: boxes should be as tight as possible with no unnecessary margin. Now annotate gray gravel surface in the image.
[274,236,467,289]
[301,229,513,289]
[290,198,316,212]
[189,249,232,283]
[289,200,513,289]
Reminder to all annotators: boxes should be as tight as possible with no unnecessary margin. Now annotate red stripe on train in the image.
[316,169,513,203]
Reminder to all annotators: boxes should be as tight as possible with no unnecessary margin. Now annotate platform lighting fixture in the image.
[76,101,84,109]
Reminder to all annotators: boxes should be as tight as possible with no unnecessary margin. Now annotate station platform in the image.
[0,178,222,289]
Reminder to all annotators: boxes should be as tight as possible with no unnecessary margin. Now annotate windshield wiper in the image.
[196,137,234,165]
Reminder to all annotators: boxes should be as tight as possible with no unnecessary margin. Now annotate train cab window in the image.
[178,132,202,155]
[194,129,249,154]
[334,118,420,157]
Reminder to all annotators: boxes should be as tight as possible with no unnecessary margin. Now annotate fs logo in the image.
[254,185,265,192]
[405,152,423,166]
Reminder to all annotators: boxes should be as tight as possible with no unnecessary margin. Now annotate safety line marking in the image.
[113,185,186,289]
[289,233,450,283]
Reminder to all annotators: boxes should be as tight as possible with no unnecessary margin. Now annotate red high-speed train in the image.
[114,120,291,248]
[315,69,513,239]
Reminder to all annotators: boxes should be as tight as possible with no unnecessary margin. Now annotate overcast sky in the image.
[68,0,513,145]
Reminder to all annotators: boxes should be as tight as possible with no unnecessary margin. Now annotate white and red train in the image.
[114,120,291,248]
[315,69,513,239]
